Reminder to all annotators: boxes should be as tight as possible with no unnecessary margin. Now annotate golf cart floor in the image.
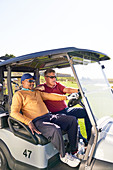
[50,161,79,170]
[49,157,79,170]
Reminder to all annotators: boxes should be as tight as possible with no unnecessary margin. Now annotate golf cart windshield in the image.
[74,62,113,119]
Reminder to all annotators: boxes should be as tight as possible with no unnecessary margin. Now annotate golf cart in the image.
[0,47,113,170]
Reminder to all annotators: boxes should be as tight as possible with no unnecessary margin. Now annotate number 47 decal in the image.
[23,149,32,158]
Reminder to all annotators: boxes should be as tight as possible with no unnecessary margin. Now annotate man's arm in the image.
[10,92,31,125]
[40,91,67,101]
[63,87,78,94]
[40,91,78,101]
[34,85,45,91]
[57,82,78,94]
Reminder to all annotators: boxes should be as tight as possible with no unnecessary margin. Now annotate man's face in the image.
[22,78,35,90]
[45,72,57,87]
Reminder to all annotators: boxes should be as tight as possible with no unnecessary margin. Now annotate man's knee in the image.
[67,116,78,126]
[78,108,87,117]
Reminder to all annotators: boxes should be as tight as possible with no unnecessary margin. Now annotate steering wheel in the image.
[68,91,84,108]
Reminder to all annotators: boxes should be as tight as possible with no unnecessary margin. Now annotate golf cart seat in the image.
[8,116,49,145]
[0,111,9,128]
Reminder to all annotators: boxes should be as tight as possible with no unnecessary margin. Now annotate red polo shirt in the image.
[40,82,67,113]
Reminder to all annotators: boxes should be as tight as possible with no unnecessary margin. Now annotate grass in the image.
[78,119,87,138]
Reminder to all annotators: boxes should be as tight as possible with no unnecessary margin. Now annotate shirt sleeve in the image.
[57,82,66,94]
[40,91,67,101]
[10,91,31,125]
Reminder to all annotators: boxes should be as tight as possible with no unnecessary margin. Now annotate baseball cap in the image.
[21,73,35,83]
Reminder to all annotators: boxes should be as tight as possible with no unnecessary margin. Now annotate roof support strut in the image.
[7,66,13,112]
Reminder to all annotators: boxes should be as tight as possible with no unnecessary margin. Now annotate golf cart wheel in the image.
[0,149,9,170]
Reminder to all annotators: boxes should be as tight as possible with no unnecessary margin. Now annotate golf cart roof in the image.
[0,47,110,72]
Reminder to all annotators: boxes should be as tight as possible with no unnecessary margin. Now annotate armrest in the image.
[8,116,38,145]
[8,116,49,145]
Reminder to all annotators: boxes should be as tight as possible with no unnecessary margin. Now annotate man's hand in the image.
[28,121,41,135]
[67,93,79,100]
[34,86,45,91]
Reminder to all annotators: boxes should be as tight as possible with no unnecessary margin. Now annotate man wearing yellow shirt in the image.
[11,73,80,168]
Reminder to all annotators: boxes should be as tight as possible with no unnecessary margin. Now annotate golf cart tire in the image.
[0,148,9,170]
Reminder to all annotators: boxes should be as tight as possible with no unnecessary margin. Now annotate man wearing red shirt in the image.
[37,69,92,143]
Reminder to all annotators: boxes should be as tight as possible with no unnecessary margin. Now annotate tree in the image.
[5,54,16,58]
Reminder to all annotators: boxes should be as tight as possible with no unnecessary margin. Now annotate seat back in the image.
[8,117,49,145]
[0,111,9,128]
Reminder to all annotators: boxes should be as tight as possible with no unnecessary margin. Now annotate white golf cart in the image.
[0,47,113,170]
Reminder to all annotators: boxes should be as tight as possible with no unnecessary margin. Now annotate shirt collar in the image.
[45,83,56,89]
[22,88,34,92]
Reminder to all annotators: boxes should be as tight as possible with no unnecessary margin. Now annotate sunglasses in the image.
[46,76,57,79]
[26,80,35,83]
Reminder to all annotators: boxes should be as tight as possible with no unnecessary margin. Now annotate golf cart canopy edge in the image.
[0,47,110,72]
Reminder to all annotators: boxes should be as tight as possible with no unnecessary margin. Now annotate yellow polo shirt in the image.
[10,90,67,125]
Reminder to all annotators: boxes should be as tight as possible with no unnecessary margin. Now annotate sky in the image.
[0,0,113,78]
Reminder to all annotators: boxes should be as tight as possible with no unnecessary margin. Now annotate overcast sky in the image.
[0,0,113,78]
